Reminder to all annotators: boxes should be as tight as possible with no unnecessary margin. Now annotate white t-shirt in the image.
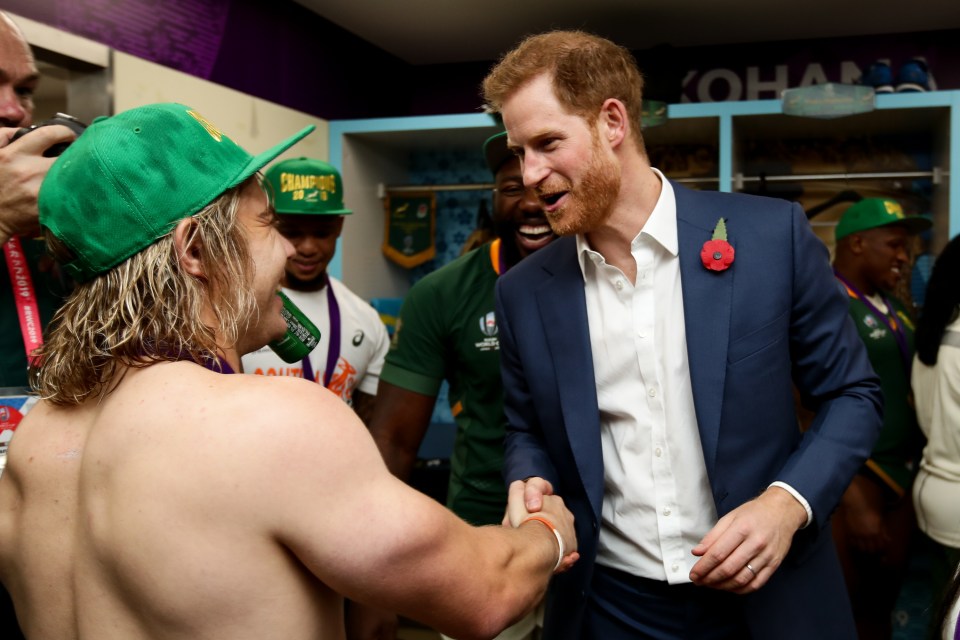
[912,315,960,548]
[242,276,389,405]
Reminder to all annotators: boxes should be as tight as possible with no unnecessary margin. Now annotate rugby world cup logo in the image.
[479,311,498,337]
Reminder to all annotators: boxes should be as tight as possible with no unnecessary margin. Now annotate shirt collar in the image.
[576,168,678,273]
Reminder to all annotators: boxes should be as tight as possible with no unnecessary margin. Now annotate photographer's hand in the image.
[0,124,75,244]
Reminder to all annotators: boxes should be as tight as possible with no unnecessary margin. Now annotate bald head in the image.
[0,12,38,127]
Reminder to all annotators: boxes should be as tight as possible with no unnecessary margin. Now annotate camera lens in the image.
[9,113,87,157]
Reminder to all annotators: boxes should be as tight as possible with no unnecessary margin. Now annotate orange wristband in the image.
[521,515,564,572]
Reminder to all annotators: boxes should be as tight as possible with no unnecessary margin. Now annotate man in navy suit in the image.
[482,30,883,639]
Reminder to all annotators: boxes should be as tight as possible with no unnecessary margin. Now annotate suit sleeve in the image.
[495,278,560,489]
[776,204,883,526]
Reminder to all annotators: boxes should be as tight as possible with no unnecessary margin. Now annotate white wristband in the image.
[521,515,564,572]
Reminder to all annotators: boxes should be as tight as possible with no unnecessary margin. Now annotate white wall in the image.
[113,52,328,165]
[339,134,411,300]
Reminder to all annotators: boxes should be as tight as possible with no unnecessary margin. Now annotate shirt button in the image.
[671,564,680,572]
[655,447,662,457]
[615,280,623,290]
[648,388,657,397]
[663,507,671,516]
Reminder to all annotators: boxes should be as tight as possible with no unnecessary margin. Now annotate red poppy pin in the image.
[701,218,735,272]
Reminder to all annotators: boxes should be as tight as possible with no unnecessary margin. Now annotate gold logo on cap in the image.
[883,200,904,219]
[186,109,224,142]
[279,172,337,199]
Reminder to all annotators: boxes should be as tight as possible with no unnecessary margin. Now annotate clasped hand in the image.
[504,477,579,573]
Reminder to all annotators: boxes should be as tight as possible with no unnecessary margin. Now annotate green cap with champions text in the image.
[264,157,352,215]
[835,197,932,241]
[39,102,315,282]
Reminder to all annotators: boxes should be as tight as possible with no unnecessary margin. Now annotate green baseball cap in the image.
[264,157,351,215]
[483,131,514,175]
[835,197,932,241]
[39,102,314,282]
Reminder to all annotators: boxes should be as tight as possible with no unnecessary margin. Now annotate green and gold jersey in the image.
[382,241,508,526]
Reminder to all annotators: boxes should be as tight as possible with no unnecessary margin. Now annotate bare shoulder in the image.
[110,362,375,464]
[130,362,351,415]
[101,362,388,518]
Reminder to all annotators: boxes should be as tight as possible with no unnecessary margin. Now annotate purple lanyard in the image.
[834,270,911,374]
[300,273,341,387]
[175,352,233,373]
[205,357,235,374]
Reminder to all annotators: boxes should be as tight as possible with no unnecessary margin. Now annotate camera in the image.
[10,112,88,157]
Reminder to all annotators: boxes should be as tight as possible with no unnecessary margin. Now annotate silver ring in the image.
[746,563,757,576]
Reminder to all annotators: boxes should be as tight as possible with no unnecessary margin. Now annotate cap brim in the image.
[484,131,513,175]
[888,215,933,235]
[233,124,316,190]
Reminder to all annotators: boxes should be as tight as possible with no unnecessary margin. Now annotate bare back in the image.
[0,362,342,639]
[0,359,565,640]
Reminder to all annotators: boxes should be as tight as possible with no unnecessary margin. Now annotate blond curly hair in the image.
[31,179,258,405]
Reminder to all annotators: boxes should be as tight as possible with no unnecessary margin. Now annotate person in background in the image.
[366,131,556,640]
[482,29,882,639]
[1,11,75,387]
[241,157,389,426]
[0,12,76,640]
[911,233,960,637]
[831,197,930,640]
[0,102,578,640]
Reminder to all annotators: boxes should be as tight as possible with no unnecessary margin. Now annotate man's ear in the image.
[847,233,866,256]
[173,218,205,278]
[599,98,628,149]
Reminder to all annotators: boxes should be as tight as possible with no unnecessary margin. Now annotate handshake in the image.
[505,478,579,574]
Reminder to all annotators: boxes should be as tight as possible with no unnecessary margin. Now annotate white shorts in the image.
[914,469,960,548]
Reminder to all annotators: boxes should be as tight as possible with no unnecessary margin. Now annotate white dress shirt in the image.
[578,170,717,583]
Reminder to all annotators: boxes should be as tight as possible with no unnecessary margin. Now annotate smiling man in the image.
[365,131,556,640]
[831,197,931,640]
[482,30,883,640]
[242,158,389,426]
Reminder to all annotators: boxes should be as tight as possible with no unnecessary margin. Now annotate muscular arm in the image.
[367,381,436,480]
[258,377,576,639]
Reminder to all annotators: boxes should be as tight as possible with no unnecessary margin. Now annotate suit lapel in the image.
[535,241,605,521]
[675,185,733,479]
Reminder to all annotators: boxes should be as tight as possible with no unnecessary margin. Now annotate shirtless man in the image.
[0,103,577,640]
[1,17,75,637]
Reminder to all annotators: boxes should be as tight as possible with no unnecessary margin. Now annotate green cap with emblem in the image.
[39,102,314,282]
[835,197,932,241]
[264,157,352,216]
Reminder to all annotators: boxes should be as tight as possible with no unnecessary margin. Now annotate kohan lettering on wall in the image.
[682,61,867,102]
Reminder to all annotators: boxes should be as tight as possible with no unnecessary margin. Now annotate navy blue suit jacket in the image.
[495,184,882,639]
